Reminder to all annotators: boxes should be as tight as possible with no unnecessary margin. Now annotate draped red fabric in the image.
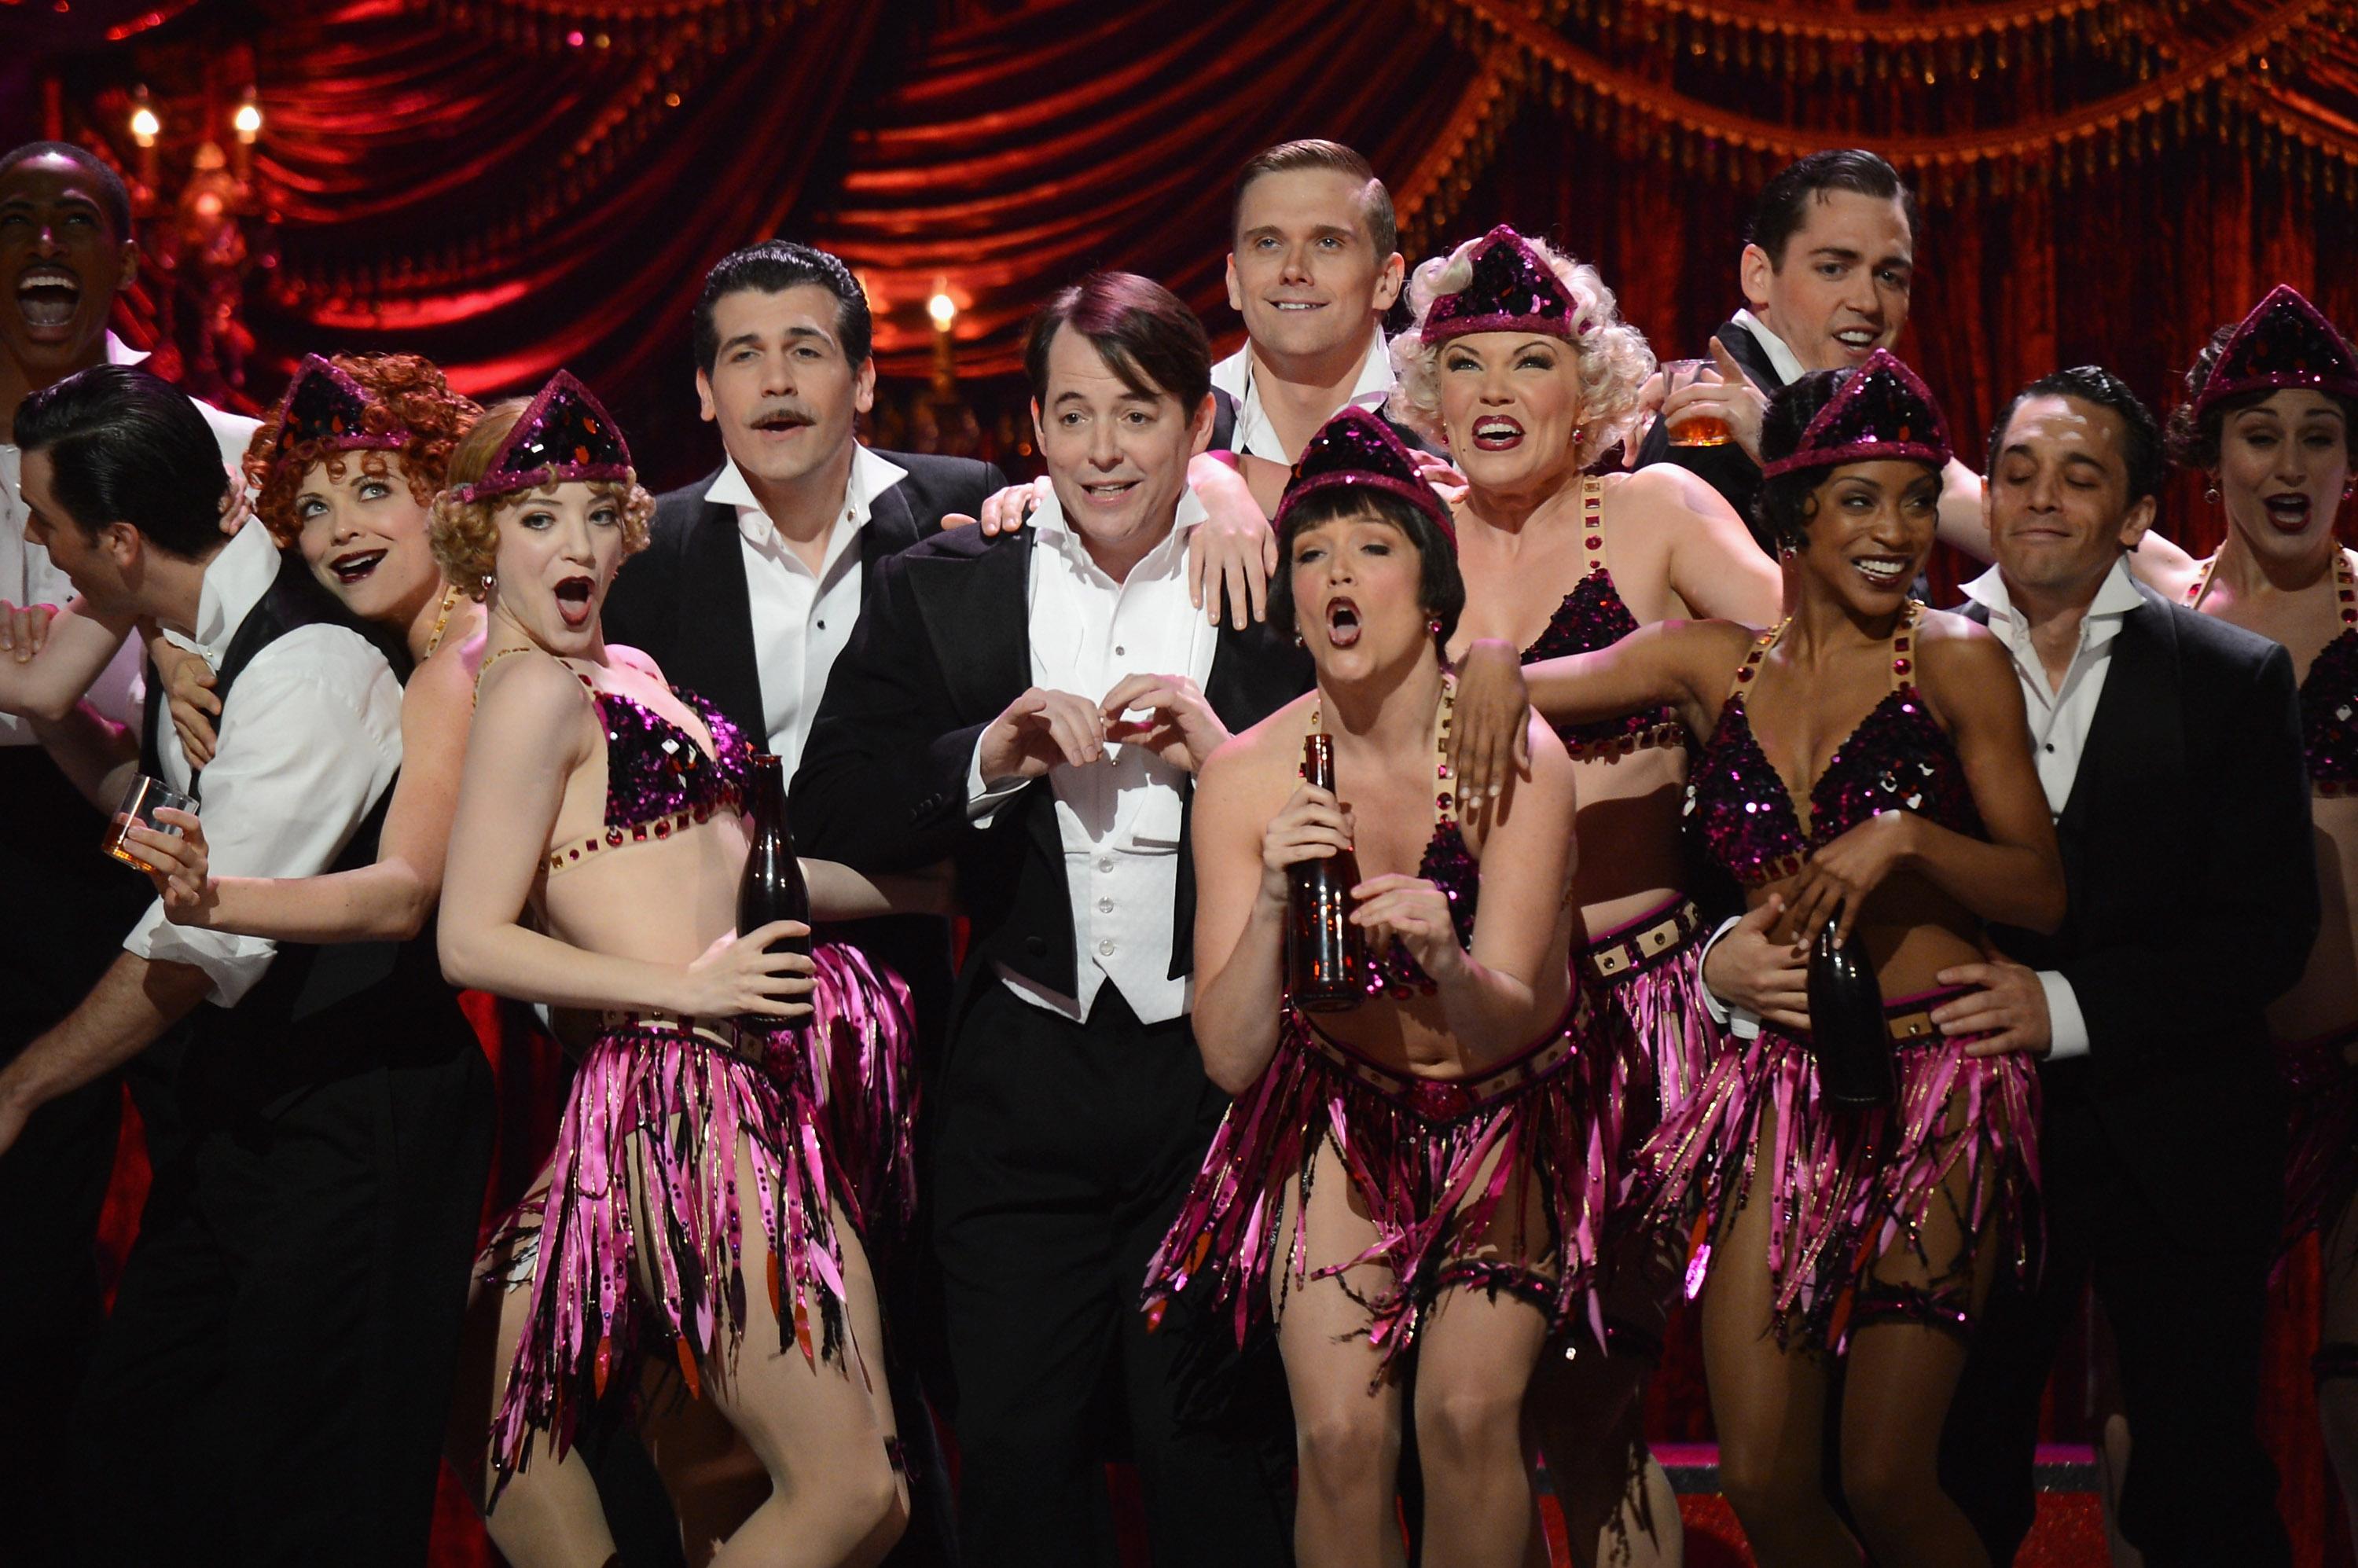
[22,0,2358,1560]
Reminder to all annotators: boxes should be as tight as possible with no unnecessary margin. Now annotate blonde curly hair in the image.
[1387,231,1653,472]
[429,398,654,600]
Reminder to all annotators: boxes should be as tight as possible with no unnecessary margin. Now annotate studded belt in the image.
[1291,990,1594,1124]
[600,1008,775,1063]
[1579,896,1706,985]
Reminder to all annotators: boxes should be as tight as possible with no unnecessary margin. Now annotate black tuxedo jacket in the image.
[1966,582,2314,1228]
[601,449,1008,742]
[1633,317,1784,547]
[790,523,1313,1015]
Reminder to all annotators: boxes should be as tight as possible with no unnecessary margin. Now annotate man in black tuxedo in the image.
[599,238,1000,1563]
[1633,149,1930,545]
[1931,366,2308,1565]
[794,271,1307,1567]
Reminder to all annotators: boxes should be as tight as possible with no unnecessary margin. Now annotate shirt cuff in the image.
[965,738,1030,828]
[1695,914,1743,1027]
[123,898,275,1007]
[2038,970,2090,1059]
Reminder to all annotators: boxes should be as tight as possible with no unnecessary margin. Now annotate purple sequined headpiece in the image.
[447,369,632,505]
[1759,349,1952,479]
[1419,226,1579,346]
[271,354,408,457]
[2191,285,2358,420]
[1274,406,1454,544]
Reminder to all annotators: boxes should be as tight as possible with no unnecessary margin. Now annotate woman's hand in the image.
[675,920,818,1020]
[1447,639,1530,817]
[1350,872,1467,986]
[1260,782,1353,906]
[1783,810,1919,951]
[0,600,54,662]
[123,805,218,925]
[143,630,221,766]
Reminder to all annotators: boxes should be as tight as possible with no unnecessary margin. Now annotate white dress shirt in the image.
[712,444,910,773]
[1957,557,2148,1060]
[1210,329,1394,465]
[965,487,1217,1024]
[0,332,260,744]
[122,521,404,1005]
[1730,308,1807,388]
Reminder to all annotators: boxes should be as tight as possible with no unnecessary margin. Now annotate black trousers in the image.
[1940,1064,2290,1566]
[70,1036,494,1566]
[0,750,158,1566]
[931,980,1291,1568]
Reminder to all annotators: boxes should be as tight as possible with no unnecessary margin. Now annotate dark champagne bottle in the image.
[1806,922,1893,1108]
[735,753,811,1030]
[1287,733,1370,1011]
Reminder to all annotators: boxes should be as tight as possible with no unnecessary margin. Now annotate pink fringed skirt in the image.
[1142,992,1609,1371]
[483,942,915,1495]
[1628,986,2040,1350]
[1580,894,1719,1153]
[2280,1025,2358,1253]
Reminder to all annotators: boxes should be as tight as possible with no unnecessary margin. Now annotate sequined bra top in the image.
[1302,678,1479,1001]
[1687,604,1983,887]
[1519,477,1685,761]
[549,666,751,876]
[2187,549,2358,798]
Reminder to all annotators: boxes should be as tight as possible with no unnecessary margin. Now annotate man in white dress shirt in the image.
[793,272,1309,1567]
[1924,367,2307,1566]
[0,140,259,1566]
[0,365,489,1562]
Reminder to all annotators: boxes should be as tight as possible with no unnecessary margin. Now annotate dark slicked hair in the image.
[0,141,133,244]
[1270,486,1464,651]
[1025,271,1210,413]
[1232,139,1398,259]
[17,364,228,560]
[2165,322,2358,471]
[1747,149,1919,270]
[691,240,872,375]
[1987,365,2166,505]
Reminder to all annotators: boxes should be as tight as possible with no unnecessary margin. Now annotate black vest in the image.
[143,554,465,1112]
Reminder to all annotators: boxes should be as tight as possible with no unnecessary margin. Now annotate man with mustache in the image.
[0,139,255,1565]
[792,271,1306,1567]
[598,237,1003,1562]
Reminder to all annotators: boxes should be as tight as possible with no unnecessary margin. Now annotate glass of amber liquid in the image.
[102,774,193,874]
[1661,358,1733,447]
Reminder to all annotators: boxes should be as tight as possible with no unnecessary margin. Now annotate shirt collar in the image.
[181,515,279,658]
[105,332,150,368]
[1033,483,1205,582]
[1962,555,2145,626]
[1732,309,1809,388]
[711,443,909,551]
[1211,329,1394,461]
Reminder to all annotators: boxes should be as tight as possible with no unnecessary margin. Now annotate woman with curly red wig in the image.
[125,353,494,944]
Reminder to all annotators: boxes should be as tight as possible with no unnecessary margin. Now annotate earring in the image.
[2204,483,2221,505]
[1292,631,1306,648]
[1427,617,1444,638]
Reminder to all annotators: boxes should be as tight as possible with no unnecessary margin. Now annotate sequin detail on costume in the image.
[2191,285,2358,419]
[1306,678,1478,997]
[1522,478,1683,760]
[1420,225,1581,345]
[1686,607,1982,887]
[448,369,633,504]
[273,354,407,455]
[548,675,751,873]
[1277,405,1454,542]
[2187,549,2358,797]
[1757,349,1952,480]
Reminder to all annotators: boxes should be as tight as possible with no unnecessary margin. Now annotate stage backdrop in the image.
[14,0,2358,1561]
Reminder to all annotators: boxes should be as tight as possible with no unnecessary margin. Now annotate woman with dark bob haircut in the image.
[1511,351,2063,1567]
[1144,406,1588,1568]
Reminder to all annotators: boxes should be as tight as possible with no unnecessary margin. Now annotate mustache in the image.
[750,402,817,428]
